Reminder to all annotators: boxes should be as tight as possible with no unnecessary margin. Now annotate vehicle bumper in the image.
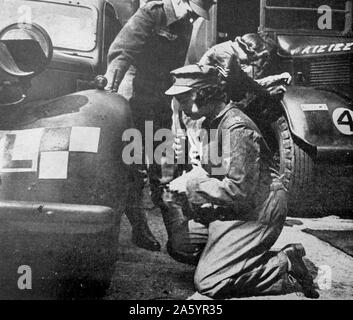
[316,146,353,164]
[0,201,119,300]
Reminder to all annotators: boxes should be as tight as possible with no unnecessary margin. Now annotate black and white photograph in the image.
[0,0,353,307]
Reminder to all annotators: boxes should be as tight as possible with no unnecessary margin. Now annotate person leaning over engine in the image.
[104,0,215,251]
[162,64,318,299]
[173,33,292,167]
[199,33,292,101]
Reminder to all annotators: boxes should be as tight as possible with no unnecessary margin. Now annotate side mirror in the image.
[0,23,53,106]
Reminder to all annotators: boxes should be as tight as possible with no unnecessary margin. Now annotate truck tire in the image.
[272,116,315,216]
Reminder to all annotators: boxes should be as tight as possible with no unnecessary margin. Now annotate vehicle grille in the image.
[309,55,352,87]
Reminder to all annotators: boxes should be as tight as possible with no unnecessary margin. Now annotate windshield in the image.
[0,0,98,52]
[262,0,351,34]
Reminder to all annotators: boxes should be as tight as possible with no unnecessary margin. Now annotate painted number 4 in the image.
[333,108,353,135]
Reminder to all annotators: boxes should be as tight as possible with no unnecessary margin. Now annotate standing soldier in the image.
[104,0,215,251]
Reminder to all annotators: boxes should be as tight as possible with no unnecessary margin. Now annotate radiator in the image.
[309,55,352,87]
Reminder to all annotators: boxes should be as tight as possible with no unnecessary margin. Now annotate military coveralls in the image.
[163,103,291,298]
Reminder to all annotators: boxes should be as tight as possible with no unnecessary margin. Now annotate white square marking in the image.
[39,151,69,179]
[69,127,100,153]
[0,128,43,173]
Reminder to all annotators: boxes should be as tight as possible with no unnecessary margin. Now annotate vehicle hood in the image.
[281,86,353,159]
[277,35,353,58]
[315,85,353,105]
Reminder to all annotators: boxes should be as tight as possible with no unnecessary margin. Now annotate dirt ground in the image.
[105,187,353,300]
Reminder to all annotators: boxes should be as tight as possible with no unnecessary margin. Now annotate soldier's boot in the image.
[282,243,319,299]
[125,168,160,252]
[125,205,161,252]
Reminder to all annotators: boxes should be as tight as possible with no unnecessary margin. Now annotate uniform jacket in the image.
[106,0,194,102]
[185,103,281,220]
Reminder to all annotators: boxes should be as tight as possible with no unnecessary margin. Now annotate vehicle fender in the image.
[281,86,353,160]
[0,90,133,215]
[0,90,132,299]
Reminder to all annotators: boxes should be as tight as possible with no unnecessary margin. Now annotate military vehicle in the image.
[0,0,121,102]
[0,0,132,299]
[1,0,352,300]
[189,0,353,216]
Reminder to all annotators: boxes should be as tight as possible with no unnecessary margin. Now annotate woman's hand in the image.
[279,72,292,85]
[268,85,287,96]
[169,175,187,193]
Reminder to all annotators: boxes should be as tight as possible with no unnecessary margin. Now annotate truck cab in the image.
[0,0,121,102]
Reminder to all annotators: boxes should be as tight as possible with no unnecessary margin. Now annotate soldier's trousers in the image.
[163,179,291,299]
[119,70,174,209]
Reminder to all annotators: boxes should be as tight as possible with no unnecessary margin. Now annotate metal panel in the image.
[309,55,352,86]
